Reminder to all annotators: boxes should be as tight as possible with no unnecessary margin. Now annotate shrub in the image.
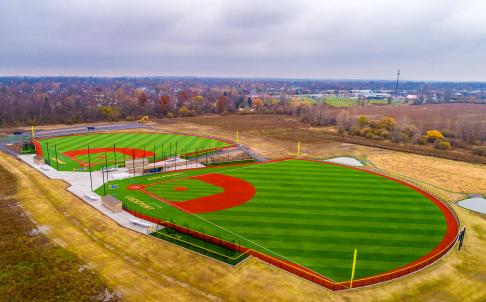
[356,116,369,128]
[472,147,486,156]
[351,126,362,136]
[398,131,411,143]
[426,130,445,142]
[402,125,418,139]
[442,130,457,138]
[448,138,466,148]
[378,117,397,131]
[435,140,452,150]
[361,127,372,136]
[417,136,428,145]
[375,129,390,139]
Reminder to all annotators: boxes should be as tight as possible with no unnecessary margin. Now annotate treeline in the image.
[0,78,289,126]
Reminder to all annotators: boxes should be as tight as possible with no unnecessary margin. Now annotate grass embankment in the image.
[0,162,119,301]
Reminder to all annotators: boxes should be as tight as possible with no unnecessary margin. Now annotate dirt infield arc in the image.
[64,148,155,167]
[121,159,459,291]
[128,173,256,214]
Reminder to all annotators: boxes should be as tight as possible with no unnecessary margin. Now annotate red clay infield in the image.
[63,148,155,166]
[173,186,188,191]
[128,173,256,214]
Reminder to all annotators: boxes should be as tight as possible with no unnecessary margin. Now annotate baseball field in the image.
[95,159,457,284]
[33,132,231,171]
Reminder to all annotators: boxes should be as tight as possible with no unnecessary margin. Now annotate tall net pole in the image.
[153,145,156,171]
[102,162,106,195]
[132,149,136,177]
[104,152,109,182]
[54,145,59,170]
[142,146,146,175]
[205,144,208,165]
[46,141,50,166]
[88,145,93,191]
[113,143,117,167]
[174,142,178,170]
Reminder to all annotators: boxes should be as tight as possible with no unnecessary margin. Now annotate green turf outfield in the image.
[36,133,230,171]
[96,159,447,282]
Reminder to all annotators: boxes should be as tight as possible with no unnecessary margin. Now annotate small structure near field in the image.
[102,195,123,213]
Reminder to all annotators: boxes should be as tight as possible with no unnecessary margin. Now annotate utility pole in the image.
[394,69,400,97]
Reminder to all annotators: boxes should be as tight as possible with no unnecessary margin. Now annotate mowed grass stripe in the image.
[208,209,444,223]
[205,218,444,235]
[244,201,440,212]
[235,231,443,247]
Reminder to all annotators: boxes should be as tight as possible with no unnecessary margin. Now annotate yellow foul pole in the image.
[31,126,35,139]
[236,130,239,144]
[297,141,301,156]
[350,249,358,288]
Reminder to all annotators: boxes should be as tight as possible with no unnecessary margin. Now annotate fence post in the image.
[88,145,93,191]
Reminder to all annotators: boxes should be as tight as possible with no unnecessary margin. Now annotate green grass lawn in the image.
[97,159,447,282]
[36,133,230,171]
[323,97,357,107]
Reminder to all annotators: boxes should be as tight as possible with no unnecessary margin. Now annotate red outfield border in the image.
[128,173,256,213]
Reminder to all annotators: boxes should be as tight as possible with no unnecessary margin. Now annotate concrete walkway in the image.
[17,154,195,234]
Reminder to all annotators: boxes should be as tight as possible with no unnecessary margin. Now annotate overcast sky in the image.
[0,0,485,81]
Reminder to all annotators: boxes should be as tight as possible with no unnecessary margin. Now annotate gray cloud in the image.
[0,0,485,81]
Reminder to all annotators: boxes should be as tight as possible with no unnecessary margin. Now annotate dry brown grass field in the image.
[0,116,485,301]
[342,103,486,131]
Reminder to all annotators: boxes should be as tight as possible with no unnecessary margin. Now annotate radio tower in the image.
[394,69,400,96]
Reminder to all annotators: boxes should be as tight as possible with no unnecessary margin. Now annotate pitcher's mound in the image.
[173,186,188,191]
